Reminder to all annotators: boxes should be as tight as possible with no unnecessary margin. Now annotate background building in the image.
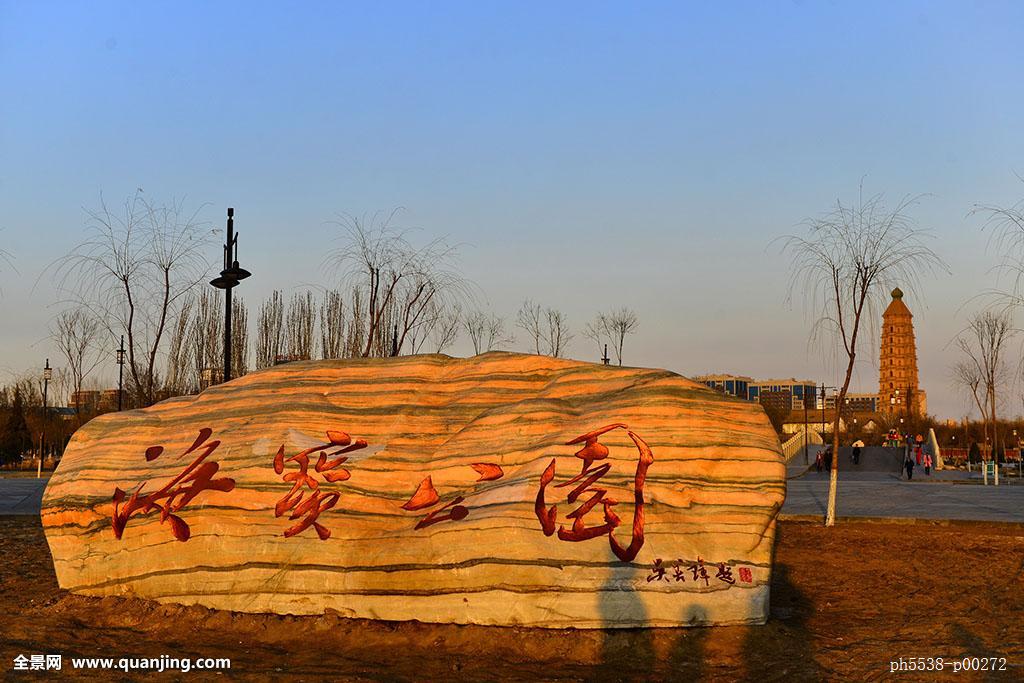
[695,375,818,410]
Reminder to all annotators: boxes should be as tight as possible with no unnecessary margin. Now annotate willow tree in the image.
[324,211,468,357]
[781,189,946,526]
[54,192,212,406]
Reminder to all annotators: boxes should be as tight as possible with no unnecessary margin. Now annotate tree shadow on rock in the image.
[592,567,655,682]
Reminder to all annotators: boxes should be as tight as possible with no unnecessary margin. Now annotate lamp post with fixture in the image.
[116,335,126,410]
[38,359,51,478]
[210,208,251,383]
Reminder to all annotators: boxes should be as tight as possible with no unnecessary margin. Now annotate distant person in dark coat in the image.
[969,442,981,465]
[852,439,864,465]
[904,452,915,480]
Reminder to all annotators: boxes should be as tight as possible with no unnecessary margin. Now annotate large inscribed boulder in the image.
[42,353,786,628]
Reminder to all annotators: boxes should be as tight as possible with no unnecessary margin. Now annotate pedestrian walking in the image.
[815,449,824,473]
[904,452,915,480]
[852,439,864,465]
[923,452,932,476]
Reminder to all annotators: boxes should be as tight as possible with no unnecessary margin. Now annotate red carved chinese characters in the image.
[112,428,236,542]
[274,430,366,540]
[402,463,504,529]
[535,423,654,562]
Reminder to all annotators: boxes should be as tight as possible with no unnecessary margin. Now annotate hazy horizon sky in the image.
[3,1,1024,419]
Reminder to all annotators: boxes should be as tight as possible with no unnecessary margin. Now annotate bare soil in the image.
[1,517,1021,681]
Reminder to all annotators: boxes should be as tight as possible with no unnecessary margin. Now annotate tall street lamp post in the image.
[116,335,126,410]
[38,359,51,478]
[210,208,251,383]
[820,384,838,440]
[820,383,826,441]
[803,392,809,465]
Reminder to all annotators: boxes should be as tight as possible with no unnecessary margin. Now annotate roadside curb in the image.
[778,513,1024,531]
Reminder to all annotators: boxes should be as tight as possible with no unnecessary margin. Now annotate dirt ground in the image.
[1,517,1021,682]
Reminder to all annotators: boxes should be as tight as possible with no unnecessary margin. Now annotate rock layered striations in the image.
[43,352,785,628]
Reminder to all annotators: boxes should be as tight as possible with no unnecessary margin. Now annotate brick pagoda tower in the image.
[879,287,926,416]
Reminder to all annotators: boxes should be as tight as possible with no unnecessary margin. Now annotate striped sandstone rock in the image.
[42,352,786,628]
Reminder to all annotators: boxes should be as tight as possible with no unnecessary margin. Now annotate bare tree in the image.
[952,360,987,451]
[429,304,462,354]
[517,300,573,357]
[286,291,316,360]
[585,308,639,365]
[190,288,223,388]
[320,290,346,359]
[545,308,573,358]
[324,212,468,358]
[406,301,437,355]
[781,189,946,526]
[464,310,514,354]
[232,296,249,377]
[51,309,104,419]
[583,317,605,360]
[954,310,1014,475]
[345,287,366,358]
[165,297,194,395]
[255,290,285,369]
[516,300,544,355]
[971,183,1024,304]
[53,192,213,406]
[605,308,638,365]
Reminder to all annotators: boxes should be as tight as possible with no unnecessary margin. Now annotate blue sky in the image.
[2,1,1024,418]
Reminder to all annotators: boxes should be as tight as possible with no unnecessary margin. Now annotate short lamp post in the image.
[38,359,51,478]
[210,208,251,384]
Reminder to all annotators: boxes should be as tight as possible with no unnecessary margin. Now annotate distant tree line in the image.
[19,193,642,452]
[0,376,74,468]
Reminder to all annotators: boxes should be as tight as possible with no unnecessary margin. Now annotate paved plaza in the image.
[784,445,1024,524]
[783,471,1024,524]
[0,478,47,515]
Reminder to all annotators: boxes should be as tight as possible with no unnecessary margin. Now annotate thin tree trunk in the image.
[825,354,855,527]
